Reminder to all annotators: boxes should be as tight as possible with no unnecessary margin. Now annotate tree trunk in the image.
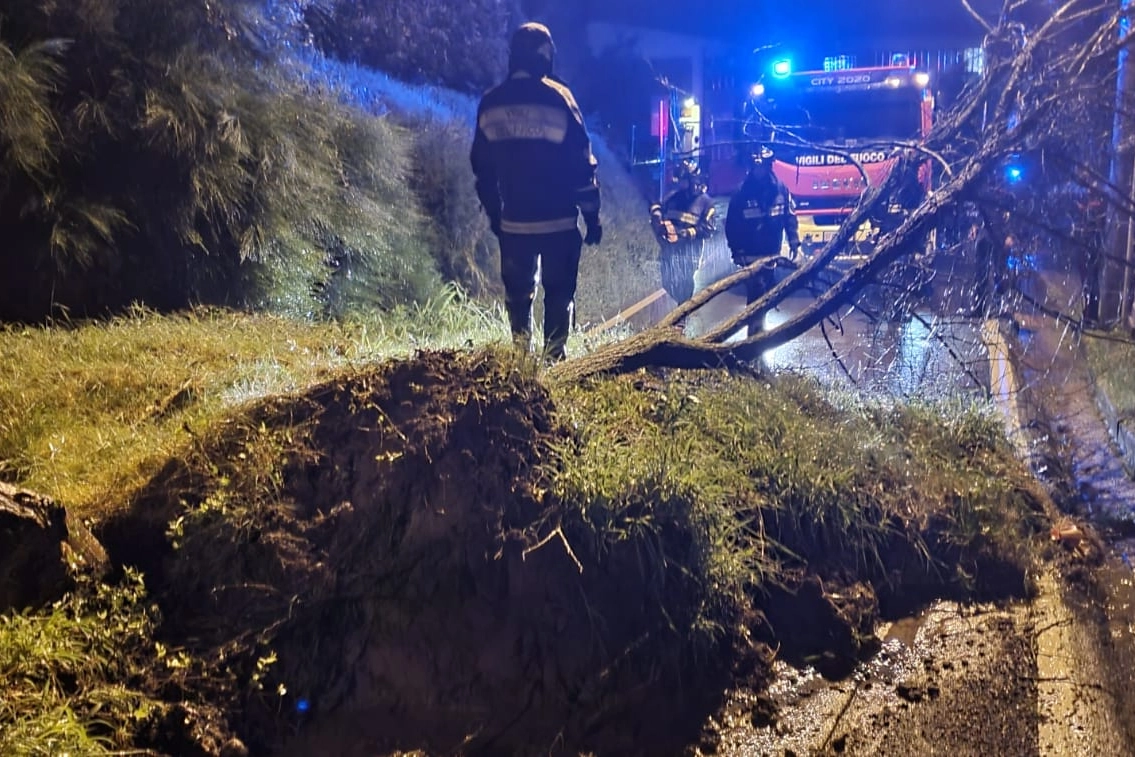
[550,152,988,384]
[0,482,108,612]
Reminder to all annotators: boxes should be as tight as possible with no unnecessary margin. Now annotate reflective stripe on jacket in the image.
[725,176,800,256]
[649,188,717,239]
[471,72,601,234]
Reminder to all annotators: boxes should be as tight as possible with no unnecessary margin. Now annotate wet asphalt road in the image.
[685,235,991,400]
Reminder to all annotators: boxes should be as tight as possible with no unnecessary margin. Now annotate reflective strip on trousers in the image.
[500,216,579,234]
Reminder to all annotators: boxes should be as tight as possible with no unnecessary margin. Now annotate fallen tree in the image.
[551,0,1131,384]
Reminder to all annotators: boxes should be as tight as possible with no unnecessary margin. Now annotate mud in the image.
[1093,543,1135,746]
[704,556,1133,757]
[709,599,1040,756]
[1009,256,1135,750]
[758,574,881,681]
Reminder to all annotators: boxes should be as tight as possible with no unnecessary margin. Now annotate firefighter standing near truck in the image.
[725,146,801,334]
[649,159,717,324]
[470,22,602,362]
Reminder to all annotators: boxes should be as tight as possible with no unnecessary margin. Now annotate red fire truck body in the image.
[705,59,935,258]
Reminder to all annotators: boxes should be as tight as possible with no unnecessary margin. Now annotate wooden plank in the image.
[586,288,668,335]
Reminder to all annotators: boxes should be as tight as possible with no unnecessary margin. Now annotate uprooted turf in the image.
[84,348,1048,755]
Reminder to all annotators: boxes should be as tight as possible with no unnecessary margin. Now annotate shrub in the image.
[0,0,658,326]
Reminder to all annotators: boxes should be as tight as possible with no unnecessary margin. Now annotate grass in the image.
[1085,334,1135,420]
[549,370,1045,631]
[0,291,512,515]
[0,294,636,517]
[0,571,159,757]
[0,314,1050,753]
[0,304,1043,572]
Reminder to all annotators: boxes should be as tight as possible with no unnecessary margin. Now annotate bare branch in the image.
[960,0,997,35]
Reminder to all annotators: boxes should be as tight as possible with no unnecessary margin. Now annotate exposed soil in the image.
[101,351,742,756]
[96,349,1048,756]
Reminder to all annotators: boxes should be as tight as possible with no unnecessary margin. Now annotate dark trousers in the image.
[742,267,775,306]
[735,256,775,335]
[499,229,582,361]
[660,240,702,305]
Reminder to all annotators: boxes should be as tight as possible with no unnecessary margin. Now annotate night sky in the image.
[582,0,1002,50]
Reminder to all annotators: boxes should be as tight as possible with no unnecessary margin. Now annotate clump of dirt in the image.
[95,350,1052,756]
[101,350,741,756]
[758,573,881,680]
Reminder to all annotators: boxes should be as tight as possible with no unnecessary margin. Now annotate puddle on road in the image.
[880,610,929,648]
[689,249,991,400]
[760,304,990,399]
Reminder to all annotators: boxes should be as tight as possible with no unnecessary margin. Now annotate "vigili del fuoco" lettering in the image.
[794,150,890,166]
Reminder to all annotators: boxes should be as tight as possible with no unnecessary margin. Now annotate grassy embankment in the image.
[1086,336,1135,422]
[0,42,658,748]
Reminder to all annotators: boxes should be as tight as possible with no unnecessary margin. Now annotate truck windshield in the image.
[757,88,923,144]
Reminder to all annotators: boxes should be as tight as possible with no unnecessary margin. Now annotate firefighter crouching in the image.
[470,22,602,362]
[725,146,800,335]
[650,160,717,323]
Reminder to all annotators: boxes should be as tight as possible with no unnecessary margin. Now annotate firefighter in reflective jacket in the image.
[650,159,716,315]
[725,147,800,334]
[470,22,602,362]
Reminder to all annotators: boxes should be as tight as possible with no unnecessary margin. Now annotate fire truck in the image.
[740,57,933,259]
[660,55,936,262]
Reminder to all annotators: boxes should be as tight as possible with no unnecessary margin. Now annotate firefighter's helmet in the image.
[509,22,555,77]
[749,145,775,167]
[673,159,703,185]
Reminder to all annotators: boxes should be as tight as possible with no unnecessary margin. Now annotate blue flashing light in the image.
[1006,252,1037,273]
[296,698,311,714]
[772,58,792,77]
[1003,153,1025,184]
